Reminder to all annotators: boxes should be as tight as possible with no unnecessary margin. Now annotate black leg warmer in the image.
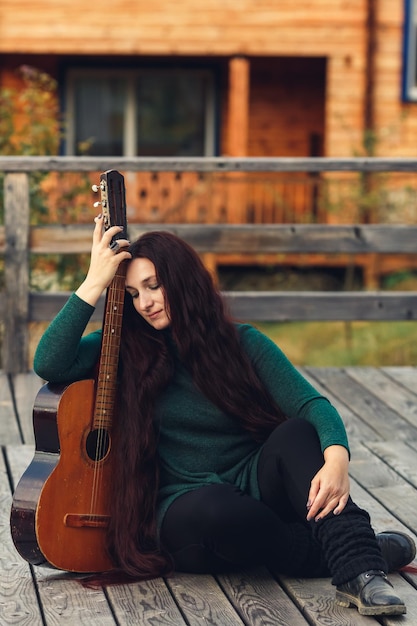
[313,501,387,586]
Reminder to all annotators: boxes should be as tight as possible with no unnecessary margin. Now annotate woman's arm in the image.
[239,324,350,453]
[239,324,351,518]
[34,215,131,383]
[76,214,131,306]
[33,294,102,382]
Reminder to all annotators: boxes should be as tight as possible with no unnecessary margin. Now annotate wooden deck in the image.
[2,367,417,625]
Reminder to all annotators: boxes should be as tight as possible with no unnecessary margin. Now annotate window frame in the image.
[65,67,216,156]
[403,0,417,101]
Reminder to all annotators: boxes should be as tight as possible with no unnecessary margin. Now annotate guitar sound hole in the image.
[85,429,110,461]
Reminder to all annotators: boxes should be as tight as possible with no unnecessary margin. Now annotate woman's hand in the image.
[306,444,350,522]
[75,214,132,307]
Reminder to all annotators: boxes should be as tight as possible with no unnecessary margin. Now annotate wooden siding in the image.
[248,58,326,158]
[0,1,369,56]
[0,1,412,161]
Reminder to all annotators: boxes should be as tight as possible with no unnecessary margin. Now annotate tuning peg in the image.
[92,182,105,193]
[93,201,102,208]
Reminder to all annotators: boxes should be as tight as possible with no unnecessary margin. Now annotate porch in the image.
[2,366,417,625]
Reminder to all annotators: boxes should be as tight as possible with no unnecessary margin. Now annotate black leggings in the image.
[160,419,386,584]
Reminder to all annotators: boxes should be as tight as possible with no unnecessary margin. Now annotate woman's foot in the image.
[335,570,406,616]
[376,530,416,571]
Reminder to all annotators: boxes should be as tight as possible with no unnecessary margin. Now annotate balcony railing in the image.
[1,156,417,373]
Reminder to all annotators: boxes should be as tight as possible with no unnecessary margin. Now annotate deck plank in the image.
[106,578,188,625]
[369,485,417,535]
[348,440,405,490]
[217,567,309,625]
[380,576,417,626]
[348,440,417,531]
[12,371,43,446]
[304,367,417,443]
[34,574,120,626]
[365,440,417,489]
[350,472,417,539]
[381,367,417,396]
[0,372,21,445]
[6,444,119,626]
[166,573,246,625]
[300,367,384,443]
[0,448,42,626]
[345,367,417,431]
[3,369,417,624]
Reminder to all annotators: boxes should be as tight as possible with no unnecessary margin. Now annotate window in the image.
[403,0,417,101]
[66,69,216,156]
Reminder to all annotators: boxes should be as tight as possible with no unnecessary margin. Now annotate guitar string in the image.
[89,185,110,517]
[90,221,117,517]
[90,272,124,519]
[89,289,111,517]
[91,278,118,516]
[90,284,114,517]
[93,278,118,506]
[90,187,126,521]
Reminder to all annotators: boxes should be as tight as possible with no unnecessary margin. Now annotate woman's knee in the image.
[260,418,321,466]
[272,417,318,445]
[258,418,325,516]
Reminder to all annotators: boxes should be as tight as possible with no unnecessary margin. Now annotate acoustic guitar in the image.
[10,170,127,572]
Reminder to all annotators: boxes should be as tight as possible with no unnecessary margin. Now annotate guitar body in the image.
[11,379,114,572]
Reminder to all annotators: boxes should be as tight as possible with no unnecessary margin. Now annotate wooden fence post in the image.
[3,173,30,373]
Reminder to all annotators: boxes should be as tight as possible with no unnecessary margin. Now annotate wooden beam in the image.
[1,156,417,173]
[225,291,417,322]
[2,174,30,373]
[227,57,250,156]
[127,223,417,254]
[27,291,417,323]
[1,223,414,255]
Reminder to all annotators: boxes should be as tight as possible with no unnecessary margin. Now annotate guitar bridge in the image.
[64,514,110,529]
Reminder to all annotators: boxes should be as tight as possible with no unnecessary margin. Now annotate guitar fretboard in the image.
[93,266,127,430]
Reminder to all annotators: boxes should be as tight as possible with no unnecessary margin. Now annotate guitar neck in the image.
[93,262,127,430]
[91,169,128,431]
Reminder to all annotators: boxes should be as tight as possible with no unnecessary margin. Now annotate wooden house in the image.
[1,1,417,281]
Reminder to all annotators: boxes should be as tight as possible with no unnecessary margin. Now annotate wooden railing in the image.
[1,156,417,373]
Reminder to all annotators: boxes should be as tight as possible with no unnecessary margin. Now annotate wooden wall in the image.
[0,1,414,160]
[247,58,326,157]
[0,1,368,56]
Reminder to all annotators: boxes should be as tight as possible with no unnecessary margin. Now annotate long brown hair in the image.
[105,231,286,582]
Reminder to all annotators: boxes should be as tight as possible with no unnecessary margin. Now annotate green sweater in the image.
[34,293,349,528]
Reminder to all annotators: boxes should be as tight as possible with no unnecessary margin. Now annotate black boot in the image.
[335,570,406,616]
[376,530,416,572]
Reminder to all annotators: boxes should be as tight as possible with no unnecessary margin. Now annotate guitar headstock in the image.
[92,170,127,242]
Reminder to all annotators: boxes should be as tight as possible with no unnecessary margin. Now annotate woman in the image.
[34,215,415,616]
